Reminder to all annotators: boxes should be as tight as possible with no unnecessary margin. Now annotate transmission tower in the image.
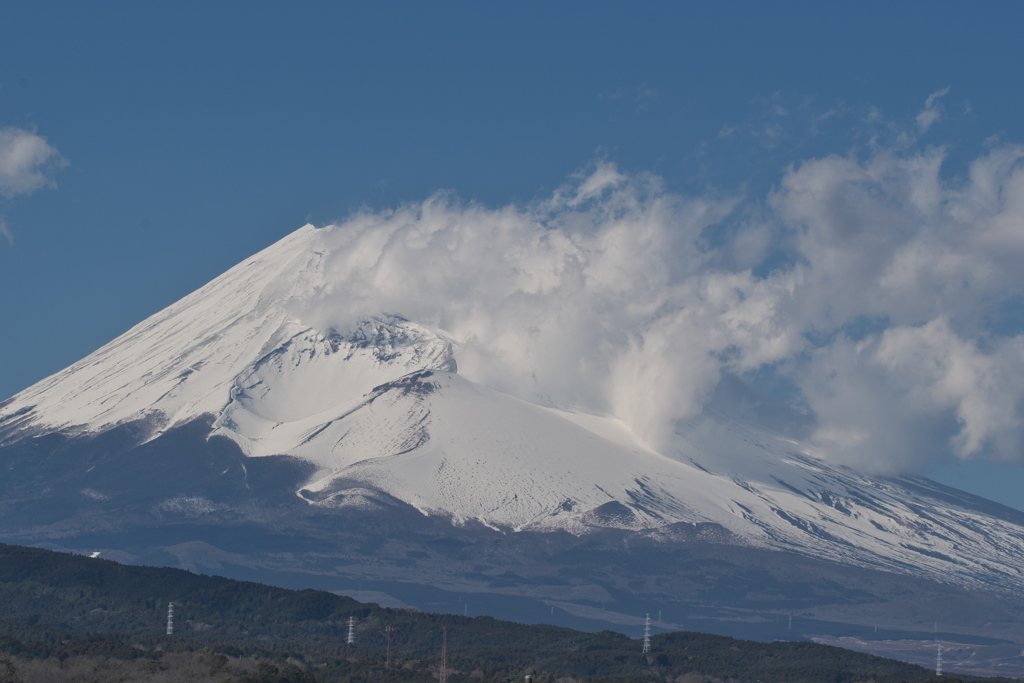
[936,644,943,677]
[642,613,651,654]
[385,625,393,670]
[166,602,174,636]
[440,626,448,683]
[347,616,356,645]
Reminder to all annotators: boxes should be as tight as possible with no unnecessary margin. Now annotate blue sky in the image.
[3,2,1024,508]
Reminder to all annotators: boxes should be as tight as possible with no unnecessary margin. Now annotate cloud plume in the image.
[297,123,1024,474]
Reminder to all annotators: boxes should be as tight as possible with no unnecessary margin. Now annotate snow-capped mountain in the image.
[3,223,1024,597]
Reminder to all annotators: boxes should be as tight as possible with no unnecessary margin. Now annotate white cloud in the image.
[876,319,1024,460]
[0,126,66,243]
[0,127,65,198]
[296,168,789,452]
[798,321,1024,471]
[771,138,1024,470]
[295,125,1024,474]
[916,86,951,134]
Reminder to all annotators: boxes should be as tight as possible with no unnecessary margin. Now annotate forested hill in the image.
[0,542,1001,683]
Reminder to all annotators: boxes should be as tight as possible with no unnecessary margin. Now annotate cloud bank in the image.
[298,106,1024,474]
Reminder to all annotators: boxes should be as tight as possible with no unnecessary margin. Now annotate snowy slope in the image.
[0,225,328,441]
[2,224,1024,593]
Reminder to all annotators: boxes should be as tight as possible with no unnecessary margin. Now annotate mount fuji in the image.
[3,223,1024,671]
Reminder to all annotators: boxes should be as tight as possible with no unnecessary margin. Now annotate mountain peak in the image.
[3,224,1024,597]
[0,223,459,445]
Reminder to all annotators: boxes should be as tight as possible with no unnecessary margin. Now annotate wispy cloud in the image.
[916,86,951,134]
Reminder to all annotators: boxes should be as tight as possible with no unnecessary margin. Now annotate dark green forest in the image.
[0,543,1004,683]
